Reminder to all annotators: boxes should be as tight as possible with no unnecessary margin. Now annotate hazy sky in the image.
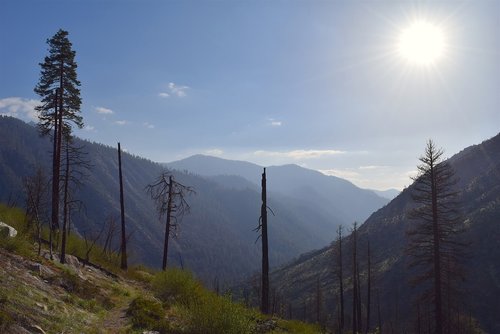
[1,0,498,190]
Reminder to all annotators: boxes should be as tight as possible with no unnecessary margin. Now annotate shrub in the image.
[126,296,170,333]
[185,292,254,334]
[151,269,203,306]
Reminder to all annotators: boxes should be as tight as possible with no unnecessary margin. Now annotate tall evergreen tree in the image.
[407,140,465,334]
[34,29,83,260]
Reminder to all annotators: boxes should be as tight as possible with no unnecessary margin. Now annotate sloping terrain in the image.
[0,116,388,285]
[268,133,500,332]
[0,204,323,334]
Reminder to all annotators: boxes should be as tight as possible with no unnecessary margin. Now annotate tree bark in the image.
[118,142,127,270]
[162,175,173,270]
[60,139,70,264]
[49,91,59,260]
[261,168,269,314]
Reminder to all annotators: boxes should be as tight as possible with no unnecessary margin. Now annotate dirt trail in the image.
[100,298,131,333]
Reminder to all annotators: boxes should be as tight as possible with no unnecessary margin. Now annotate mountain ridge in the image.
[267,132,500,332]
[0,115,387,286]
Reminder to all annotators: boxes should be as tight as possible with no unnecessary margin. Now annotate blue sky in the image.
[1,0,499,190]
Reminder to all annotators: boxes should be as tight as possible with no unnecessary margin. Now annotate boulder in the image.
[0,221,17,238]
[64,255,80,269]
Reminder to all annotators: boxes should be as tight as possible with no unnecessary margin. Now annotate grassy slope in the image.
[0,203,322,334]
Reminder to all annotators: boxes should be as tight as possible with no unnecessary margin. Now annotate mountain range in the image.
[0,116,388,286]
[266,132,500,332]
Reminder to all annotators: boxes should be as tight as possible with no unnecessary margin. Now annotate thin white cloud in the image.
[267,118,282,127]
[159,82,189,98]
[359,165,388,170]
[253,149,345,160]
[84,125,95,132]
[143,122,155,129]
[0,97,39,121]
[205,148,224,156]
[319,169,360,179]
[114,120,128,126]
[95,106,114,114]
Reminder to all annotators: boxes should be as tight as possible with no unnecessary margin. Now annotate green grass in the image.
[272,319,322,334]
[0,202,325,334]
[152,268,204,307]
[126,296,171,333]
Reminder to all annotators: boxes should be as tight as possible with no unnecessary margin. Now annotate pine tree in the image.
[34,29,83,261]
[407,140,465,334]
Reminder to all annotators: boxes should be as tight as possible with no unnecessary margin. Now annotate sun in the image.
[398,20,446,66]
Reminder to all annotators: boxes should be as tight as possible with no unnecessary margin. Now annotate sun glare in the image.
[398,20,445,66]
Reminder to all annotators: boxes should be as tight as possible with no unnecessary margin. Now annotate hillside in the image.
[267,133,500,332]
[0,204,323,334]
[0,116,388,285]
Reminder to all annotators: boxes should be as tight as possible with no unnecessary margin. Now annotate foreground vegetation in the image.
[0,203,322,333]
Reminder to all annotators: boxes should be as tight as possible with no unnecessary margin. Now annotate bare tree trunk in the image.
[357,261,362,332]
[365,240,371,334]
[60,139,70,264]
[337,225,345,332]
[352,222,358,334]
[162,175,173,270]
[118,142,127,270]
[49,91,59,260]
[260,168,269,314]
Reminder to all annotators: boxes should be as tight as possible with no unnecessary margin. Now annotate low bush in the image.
[151,269,203,306]
[126,296,170,333]
[185,292,254,334]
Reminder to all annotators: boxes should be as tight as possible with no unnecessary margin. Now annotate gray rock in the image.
[64,254,80,268]
[0,221,17,238]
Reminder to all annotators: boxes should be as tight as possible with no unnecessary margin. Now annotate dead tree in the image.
[101,214,119,258]
[335,225,345,333]
[146,172,194,270]
[255,168,271,314]
[118,142,127,270]
[82,227,104,265]
[23,167,49,255]
[365,240,372,334]
[351,221,361,333]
